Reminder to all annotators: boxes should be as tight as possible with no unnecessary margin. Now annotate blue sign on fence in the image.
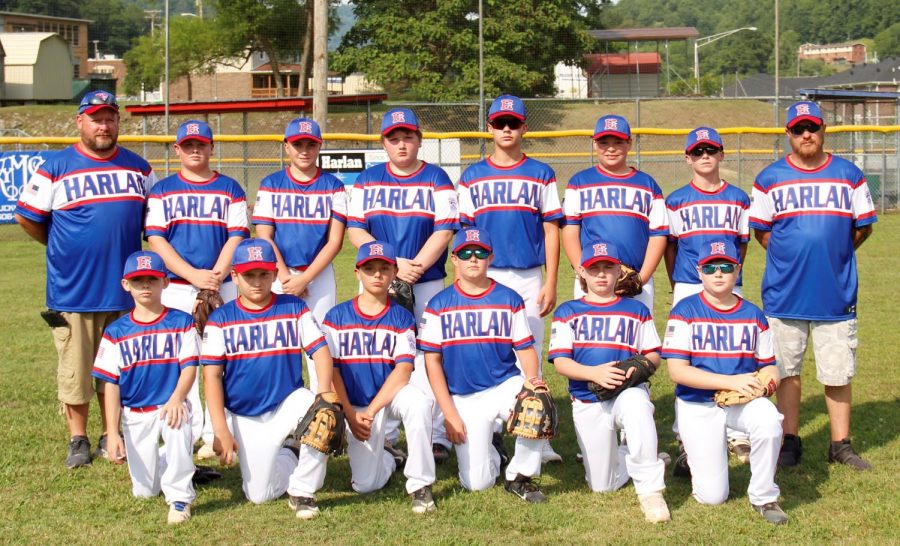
[0,151,49,224]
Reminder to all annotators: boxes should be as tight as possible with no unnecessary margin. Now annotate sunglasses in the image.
[700,263,736,275]
[688,146,722,157]
[789,123,822,136]
[489,118,524,130]
[456,248,490,260]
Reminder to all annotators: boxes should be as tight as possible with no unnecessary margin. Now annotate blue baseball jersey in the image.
[92,308,199,409]
[548,297,660,402]
[418,280,534,395]
[348,162,460,283]
[252,168,348,269]
[749,154,877,320]
[458,155,563,269]
[662,293,775,403]
[666,181,750,285]
[563,166,669,270]
[15,145,157,312]
[201,294,327,417]
[145,172,250,279]
[323,298,417,407]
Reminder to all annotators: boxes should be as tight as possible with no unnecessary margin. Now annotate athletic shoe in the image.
[828,438,872,470]
[540,441,563,464]
[196,442,217,460]
[728,438,752,465]
[94,434,108,459]
[504,474,547,503]
[491,432,510,469]
[752,501,788,525]
[658,452,672,466]
[778,434,802,468]
[167,502,191,525]
[432,443,450,465]
[288,495,320,520]
[66,435,92,469]
[638,491,671,523]
[575,452,584,464]
[410,485,436,514]
[192,465,223,485]
[673,443,691,478]
[384,442,407,469]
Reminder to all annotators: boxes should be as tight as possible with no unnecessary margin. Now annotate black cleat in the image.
[778,434,803,468]
[828,438,872,471]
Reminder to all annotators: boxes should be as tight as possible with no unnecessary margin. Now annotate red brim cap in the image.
[787,115,823,128]
[356,256,397,267]
[123,270,166,279]
[488,112,525,121]
[382,123,419,136]
[286,134,323,143]
[82,105,118,115]
[698,255,739,265]
[582,255,621,268]
[177,136,212,145]
[686,140,723,152]
[593,130,630,140]
[233,262,277,274]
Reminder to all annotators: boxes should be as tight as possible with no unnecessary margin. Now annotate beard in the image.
[82,133,117,154]
[791,140,822,161]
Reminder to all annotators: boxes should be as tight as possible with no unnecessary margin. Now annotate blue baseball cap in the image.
[356,241,398,267]
[593,115,631,140]
[488,95,526,121]
[786,101,824,128]
[233,238,277,273]
[176,120,213,145]
[284,117,322,143]
[381,108,420,135]
[452,227,493,254]
[685,126,724,152]
[123,250,167,279]
[698,240,740,265]
[78,90,119,115]
[581,240,622,268]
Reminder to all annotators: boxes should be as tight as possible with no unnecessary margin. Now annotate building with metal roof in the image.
[0,32,73,102]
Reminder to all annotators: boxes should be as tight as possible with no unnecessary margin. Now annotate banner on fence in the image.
[319,149,389,186]
[0,151,49,224]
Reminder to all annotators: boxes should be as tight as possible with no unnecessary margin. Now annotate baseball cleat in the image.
[411,485,436,514]
[432,443,451,465]
[672,443,691,478]
[638,491,671,523]
[491,433,510,469]
[728,438,751,465]
[540,441,563,464]
[777,434,802,468]
[93,434,108,460]
[384,442,407,469]
[828,438,872,470]
[66,435,92,469]
[167,502,191,525]
[752,501,788,525]
[504,474,547,503]
[196,442,217,460]
[288,495,320,520]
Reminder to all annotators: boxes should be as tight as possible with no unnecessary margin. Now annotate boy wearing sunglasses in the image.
[664,127,753,472]
[421,228,550,503]
[662,240,787,525]
[749,101,876,471]
[549,240,670,523]
[563,115,668,311]
[457,94,564,464]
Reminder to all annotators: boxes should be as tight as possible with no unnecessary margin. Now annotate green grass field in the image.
[1,216,898,545]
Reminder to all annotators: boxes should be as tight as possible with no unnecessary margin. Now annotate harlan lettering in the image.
[338,329,398,358]
[118,332,182,368]
[679,204,742,233]
[363,186,434,212]
[580,186,651,215]
[162,194,228,221]
[470,179,541,210]
[269,193,330,220]
[691,323,757,354]
[320,154,365,171]
[571,315,638,346]
[770,182,852,214]
[441,310,512,339]
[222,319,301,354]
[63,171,146,202]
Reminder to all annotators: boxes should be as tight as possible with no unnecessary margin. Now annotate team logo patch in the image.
[500,99,514,111]
[604,118,618,130]
[369,243,384,256]
[593,243,608,256]
[299,121,313,133]
[465,230,481,242]
[710,242,726,255]
[185,123,200,136]
[795,104,811,115]
[246,246,264,261]
[391,111,406,123]
[96,92,109,101]
[695,129,710,141]
[136,256,153,270]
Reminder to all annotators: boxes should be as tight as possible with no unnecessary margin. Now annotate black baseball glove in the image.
[587,354,656,401]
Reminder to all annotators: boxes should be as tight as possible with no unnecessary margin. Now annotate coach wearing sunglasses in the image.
[748,100,877,471]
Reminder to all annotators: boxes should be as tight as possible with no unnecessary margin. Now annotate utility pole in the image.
[312,0,328,130]
[144,10,160,37]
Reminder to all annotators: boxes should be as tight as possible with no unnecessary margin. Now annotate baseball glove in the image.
[292,392,345,454]
[506,378,558,440]
[713,367,779,407]
[614,265,643,297]
[587,354,657,401]
[193,289,224,335]
[388,279,415,316]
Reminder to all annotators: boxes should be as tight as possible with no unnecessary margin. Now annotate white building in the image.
[0,32,73,101]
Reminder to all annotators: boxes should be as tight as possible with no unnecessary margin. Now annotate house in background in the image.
[799,42,868,67]
[0,11,89,79]
[0,33,73,102]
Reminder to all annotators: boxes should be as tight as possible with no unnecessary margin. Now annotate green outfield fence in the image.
[2,118,898,213]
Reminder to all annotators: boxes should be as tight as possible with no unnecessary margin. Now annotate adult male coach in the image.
[15,91,157,468]
[749,100,876,470]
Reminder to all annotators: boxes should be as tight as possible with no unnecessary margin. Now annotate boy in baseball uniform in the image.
[253,117,347,393]
[562,115,669,311]
[146,119,250,453]
[421,227,548,503]
[202,238,336,519]
[549,240,670,523]
[323,241,437,514]
[662,240,787,525]
[92,250,198,524]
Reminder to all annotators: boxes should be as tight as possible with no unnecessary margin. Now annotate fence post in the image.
[242,113,249,189]
[737,133,743,188]
[216,113,222,173]
[882,132,887,215]
[634,97,641,169]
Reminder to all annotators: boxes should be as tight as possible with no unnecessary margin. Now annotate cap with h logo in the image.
[381,108,420,135]
[685,126,724,152]
[284,117,323,143]
[698,240,740,265]
[593,115,631,140]
[452,227,493,253]
[580,240,622,268]
[123,250,167,279]
[488,95,526,121]
[176,120,213,145]
[786,101,824,128]
[78,90,119,115]
[233,238,277,273]
[356,241,398,266]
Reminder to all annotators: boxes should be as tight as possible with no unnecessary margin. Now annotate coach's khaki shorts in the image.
[768,317,858,386]
[51,311,123,405]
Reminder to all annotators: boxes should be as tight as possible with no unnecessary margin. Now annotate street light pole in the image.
[694,26,757,94]
[478,0,484,134]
